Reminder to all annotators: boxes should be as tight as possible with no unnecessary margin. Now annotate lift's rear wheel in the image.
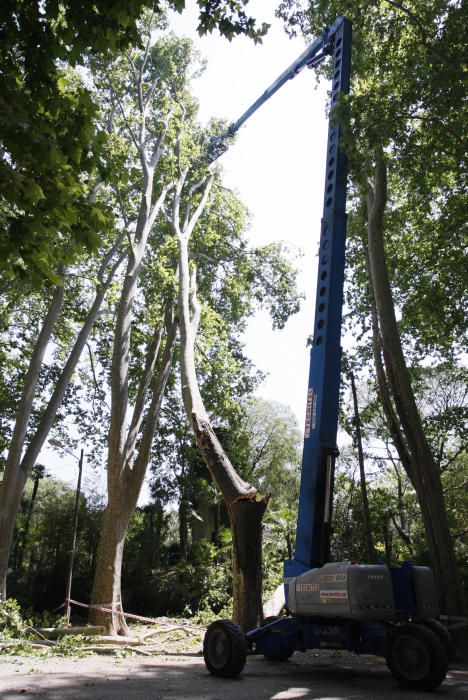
[421,618,453,661]
[386,623,448,691]
[203,619,247,677]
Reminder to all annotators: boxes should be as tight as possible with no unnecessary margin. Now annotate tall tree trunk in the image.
[0,244,124,601]
[366,158,465,615]
[383,518,392,567]
[88,79,171,631]
[21,249,126,475]
[0,268,66,600]
[89,309,177,631]
[89,499,131,636]
[179,494,189,561]
[349,371,375,562]
[389,455,415,556]
[154,502,165,568]
[365,244,413,482]
[13,466,45,576]
[229,499,268,630]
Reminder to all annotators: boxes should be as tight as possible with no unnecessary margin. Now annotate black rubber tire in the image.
[421,619,454,662]
[386,623,448,691]
[261,616,295,662]
[203,619,247,678]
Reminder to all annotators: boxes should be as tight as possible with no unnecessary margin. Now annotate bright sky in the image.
[42,1,333,498]
[170,0,329,431]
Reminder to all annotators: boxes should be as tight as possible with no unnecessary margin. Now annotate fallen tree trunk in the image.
[173,170,268,631]
[263,584,286,619]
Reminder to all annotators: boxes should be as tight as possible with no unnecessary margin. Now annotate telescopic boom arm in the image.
[208,17,352,577]
[207,17,347,163]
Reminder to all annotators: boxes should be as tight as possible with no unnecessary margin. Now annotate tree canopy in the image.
[0,1,268,284]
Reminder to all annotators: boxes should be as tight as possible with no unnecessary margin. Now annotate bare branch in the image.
[111,83,140,153]
[172,169,188,238]
[144,76,159,111]
[97,231,127,283]
[148,183,170,232]
[183,174,214,241]
[21,251,125,475]
[175,107,187,178]
[140,10,155,75]
[126,307,178,499]
[190,251,220,266]
[441,446,467,473]
[85,341,111,415]
[182,176,209,232]
[6,264,67,471]
[391,513,414,550]
[115,188,130,229]
[106,88,119,134]
[88,179,103,205]
[124,322,163,469]
[246,425,279,477]
[114,190,135,252]
[124,50,139,84]
[138,87,146,144]
[86,342,99,394]
[149,111,172,169]
[443,478,468,494]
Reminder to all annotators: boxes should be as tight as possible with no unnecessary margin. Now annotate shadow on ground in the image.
[1,653,467,700]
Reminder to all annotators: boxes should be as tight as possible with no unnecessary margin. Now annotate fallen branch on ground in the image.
[89,635,141,646]
[35,626,105,639]
[141,625,201,641]
[82,645,153,656]
[0,640,54,650]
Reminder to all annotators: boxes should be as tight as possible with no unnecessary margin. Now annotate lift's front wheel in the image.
[203,619,247,677]
[386,623,448,691]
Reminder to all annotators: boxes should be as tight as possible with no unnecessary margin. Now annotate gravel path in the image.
[1,650,467,699]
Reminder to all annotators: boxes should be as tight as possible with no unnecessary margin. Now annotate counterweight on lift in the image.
[203,17,451,692]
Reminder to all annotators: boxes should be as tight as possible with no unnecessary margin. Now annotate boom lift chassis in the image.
[203,17,451,692]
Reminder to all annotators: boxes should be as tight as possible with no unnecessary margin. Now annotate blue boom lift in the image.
[203,17,451,691]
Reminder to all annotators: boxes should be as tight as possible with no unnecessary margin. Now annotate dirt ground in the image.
[1,646,467,700]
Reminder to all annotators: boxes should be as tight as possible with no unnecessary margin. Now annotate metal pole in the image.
[64,448,84,625]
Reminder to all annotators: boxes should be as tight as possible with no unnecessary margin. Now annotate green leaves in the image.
[0,61,111,285]
[0,0,268,286]
[195,1,269,42]
[281,2,468,359]
[22,182,46,206]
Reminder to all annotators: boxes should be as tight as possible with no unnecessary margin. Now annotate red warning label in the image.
[305,388,313,438]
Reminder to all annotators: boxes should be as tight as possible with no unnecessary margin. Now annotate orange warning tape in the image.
[67,598,204,631]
